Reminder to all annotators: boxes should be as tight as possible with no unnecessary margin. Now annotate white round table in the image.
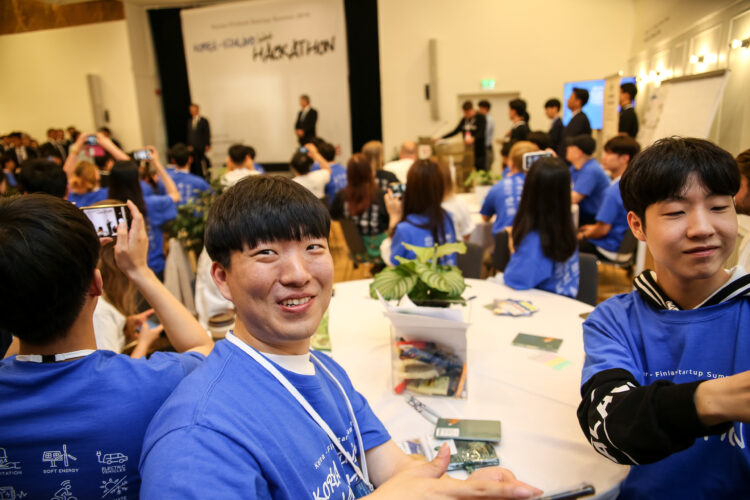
[326,278,628,498]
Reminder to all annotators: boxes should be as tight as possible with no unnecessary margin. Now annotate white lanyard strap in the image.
[16,349,96,363]
[225,333,372,489]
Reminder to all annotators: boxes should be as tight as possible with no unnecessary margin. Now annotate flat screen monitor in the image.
[562,76,636,130]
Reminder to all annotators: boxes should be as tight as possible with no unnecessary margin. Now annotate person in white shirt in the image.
[221,144,260,188]
[734,149,750,269]
[291,142,330,199]
[383,141,417,183]
[439,162,475,241]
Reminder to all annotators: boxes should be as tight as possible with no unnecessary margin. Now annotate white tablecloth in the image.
[327,278,628,498]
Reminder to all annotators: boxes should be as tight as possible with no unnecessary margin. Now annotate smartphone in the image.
[389,182,407,197]
[522,151,554,171]
[85,135,97,146]
[298,146,308,154]
[530,483,595,500]
[132,149,152,161]
[511,333,563,353]
[146,315,161,331]
[81,204,132,238]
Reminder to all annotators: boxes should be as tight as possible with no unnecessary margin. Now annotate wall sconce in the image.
[730,37,750,49]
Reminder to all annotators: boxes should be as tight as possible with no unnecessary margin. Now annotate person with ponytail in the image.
[506,98,531,144]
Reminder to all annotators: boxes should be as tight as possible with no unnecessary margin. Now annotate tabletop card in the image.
[435,417,502,442]
[512,333,563,352]
[486,298,538,317]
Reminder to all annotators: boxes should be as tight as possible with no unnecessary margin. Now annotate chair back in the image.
[339,218,367,259]
[457,242,483,279]
[576,253,598,306]
[492,230,511,272]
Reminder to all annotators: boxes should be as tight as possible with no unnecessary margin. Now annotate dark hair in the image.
[461,100,473,112]
[620,82,637,101]
[512,157,576,262]
[205,175,330,268]
[402,160,448,245]
[0,194,100,344]
[572,88,589,106]
[38,143,63,162]
[108,160,147,217]
[344,153,376,216]
[228,144,249,165]
[509,98,530,123]
[290,151,314,175]
[318,142,336,162]
[17,159,67,197]
[93,152,113,169]
[527,131,552,151]
[300,94,310,103]
[169,143,191,167]
[604,136,641,163]
[620,137,739,222]
[737,149,750,180]
[545,98,561,110]
[567,134,596,156]
[98,126,112,135]
[478,100,490,110]
[247,146,256,160]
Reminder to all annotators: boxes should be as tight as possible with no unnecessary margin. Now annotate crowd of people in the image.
[2,84,750,499]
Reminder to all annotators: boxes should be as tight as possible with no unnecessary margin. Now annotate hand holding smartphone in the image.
[81,204,132,238]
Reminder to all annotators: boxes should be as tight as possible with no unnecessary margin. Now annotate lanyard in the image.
[16,349,96,363]
[225,333,373,491]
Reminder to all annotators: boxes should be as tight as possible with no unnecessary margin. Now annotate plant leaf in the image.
[434,242,467,259]
[369,266,418,300]
[413,262,467,295]
[400,243,434,263]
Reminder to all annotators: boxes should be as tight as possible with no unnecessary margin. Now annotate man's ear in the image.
[89,269,103,297]
[210,261,234,302]
[627,211,646,242]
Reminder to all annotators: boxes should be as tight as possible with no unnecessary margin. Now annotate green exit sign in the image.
[481,79,496,89]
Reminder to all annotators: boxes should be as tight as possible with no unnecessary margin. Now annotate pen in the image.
[406,395,442,424]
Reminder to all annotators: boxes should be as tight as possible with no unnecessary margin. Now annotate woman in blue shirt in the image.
[503,156,579,298]
[108,155,180,279]
[387,159,457,266]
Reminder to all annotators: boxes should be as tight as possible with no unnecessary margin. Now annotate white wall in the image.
[628,0,750,155]
[377,0,636,155]
[0,21,143,150]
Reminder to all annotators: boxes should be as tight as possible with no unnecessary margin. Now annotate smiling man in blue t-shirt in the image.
[139,175,538,500]
[578,136,640,259]
[578,137,750,499]
[566,134,609,226]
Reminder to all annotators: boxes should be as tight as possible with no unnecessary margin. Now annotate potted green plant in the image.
[369,241,468,306]
[464,170,500,204]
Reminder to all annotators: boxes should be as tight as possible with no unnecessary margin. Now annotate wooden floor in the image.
[329,221,634,305]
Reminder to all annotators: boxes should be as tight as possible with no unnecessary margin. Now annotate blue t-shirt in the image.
[0,350,203,500]
[166,169,211,207]
[570,158,609,222]
[140,340,390,499]
[480,172,525,235]
[67,188,109,207]
[145,195,177,273]
[311,162,348,205]
[581,293,750,499]
[503,230,579,298]
[587,179,629,252]
[390,212,458,266]
[140,179,166,197]
[253,162,266,174]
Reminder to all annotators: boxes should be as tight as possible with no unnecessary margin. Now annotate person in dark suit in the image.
[295,94,318,145]
[557,88,592,158]
[6,132,38,169]
[545,98,563,152]
[187,103,211,178]
[618,82,639,139]
[440,100,487,171]
[505,98,531,144]
[41,128,67,161]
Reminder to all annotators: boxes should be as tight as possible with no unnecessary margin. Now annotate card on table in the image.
[512,333,563,352]
[434,417,502,442]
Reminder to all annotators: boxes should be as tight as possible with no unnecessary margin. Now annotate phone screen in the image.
[523,152,554,171]
[389,182,406,197]
[133,149,152,161]
[85,135,97,146]
[81,204,132,238]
